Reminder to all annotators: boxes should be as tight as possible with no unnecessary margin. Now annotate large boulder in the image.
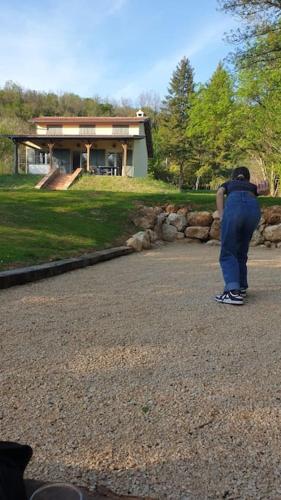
[131,206,160,229]
[153,212,167,239]
[156,212,167,225]
[187,211,213,227]
[146,229,158,243]
[250,229,264,247]
[212,210,220,220]
[177,206,189,216]
[258,215,266,233]
[126,236,142,252]
[258,215,266,226]
[209,219,221,240]
[184,226,210,241]
[166,213,187,231]
[164,204,178,214]
[263,206,281,225]
[126,231,151,251]
[162,223,178,242]
[263,224,281,242]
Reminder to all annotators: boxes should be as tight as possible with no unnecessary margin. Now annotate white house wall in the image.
[28,164,49,174]
[95,125,114,135]
[36,124,140,136]
[36,125,47,135]
[133,144,148,176]
[129,125,139,135]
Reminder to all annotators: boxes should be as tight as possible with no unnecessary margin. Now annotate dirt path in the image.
[1,242,281,499]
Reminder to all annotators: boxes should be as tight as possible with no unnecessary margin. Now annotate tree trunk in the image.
[257,156,267,181]
[270,165,275,196]
[178,164,184,192]
[195,176,200,190]
[273,183,279,197]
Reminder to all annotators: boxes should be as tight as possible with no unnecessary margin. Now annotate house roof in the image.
[31,116,149,124]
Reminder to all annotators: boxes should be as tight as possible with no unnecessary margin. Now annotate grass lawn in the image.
[0,174,280,271]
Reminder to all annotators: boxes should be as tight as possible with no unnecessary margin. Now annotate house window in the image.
[27,149,47,164]
[79,125,96,135]
[47,126,62,135]
[112,124,129,135]
[92,149,105,166]
[34,150,47,164]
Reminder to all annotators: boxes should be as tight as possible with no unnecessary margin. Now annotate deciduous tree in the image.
[187,64,241,188]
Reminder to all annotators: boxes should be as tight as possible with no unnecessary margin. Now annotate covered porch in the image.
[8,135,142,177]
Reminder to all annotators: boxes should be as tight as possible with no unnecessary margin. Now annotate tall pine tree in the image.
[159,57,195,190]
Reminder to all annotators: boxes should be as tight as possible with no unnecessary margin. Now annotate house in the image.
[7,110,153,178]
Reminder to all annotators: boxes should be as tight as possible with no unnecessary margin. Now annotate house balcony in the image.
[37,126,139,136]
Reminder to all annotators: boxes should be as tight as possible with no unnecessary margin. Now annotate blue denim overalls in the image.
[220,191,261,291]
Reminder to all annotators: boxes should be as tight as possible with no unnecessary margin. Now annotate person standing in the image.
[215,166,269,305]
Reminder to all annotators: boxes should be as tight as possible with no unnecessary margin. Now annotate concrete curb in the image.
[0,246,134,290]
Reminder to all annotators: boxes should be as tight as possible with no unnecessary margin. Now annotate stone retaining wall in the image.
[126,204,281,252]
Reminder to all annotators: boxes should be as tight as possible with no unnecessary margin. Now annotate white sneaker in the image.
[215,290,244,305]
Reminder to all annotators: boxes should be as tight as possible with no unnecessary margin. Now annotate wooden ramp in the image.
[35,168,83,190]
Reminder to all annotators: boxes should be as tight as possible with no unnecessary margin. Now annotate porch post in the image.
[47,143,55,172]
[13,141,19,174]
[121,142,128,177]
[85,143,92,173]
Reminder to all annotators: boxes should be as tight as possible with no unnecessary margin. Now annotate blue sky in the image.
[0,0,240,103]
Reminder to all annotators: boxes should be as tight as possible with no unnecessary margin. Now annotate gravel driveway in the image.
[1,242,281,499]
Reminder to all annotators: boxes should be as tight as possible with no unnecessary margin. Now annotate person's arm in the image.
[257,180,270,195]
[216,187,226,220]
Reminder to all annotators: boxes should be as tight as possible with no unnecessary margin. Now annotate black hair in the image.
[232,166,250,181]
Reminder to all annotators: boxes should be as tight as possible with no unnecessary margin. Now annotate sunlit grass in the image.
[73,174,179,193]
